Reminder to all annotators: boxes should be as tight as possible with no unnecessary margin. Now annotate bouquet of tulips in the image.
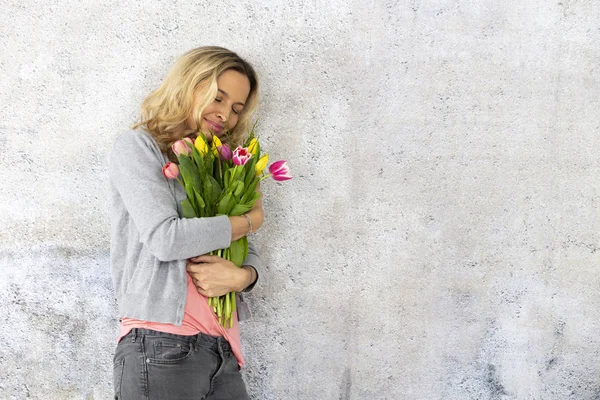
[162,126,292,328]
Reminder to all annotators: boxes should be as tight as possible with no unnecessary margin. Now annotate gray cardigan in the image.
[109,129,261,325]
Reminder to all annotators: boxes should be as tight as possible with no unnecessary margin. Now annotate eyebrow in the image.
[218,89,245,107]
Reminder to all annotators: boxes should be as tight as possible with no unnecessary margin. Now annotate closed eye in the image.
[216,97,242,114]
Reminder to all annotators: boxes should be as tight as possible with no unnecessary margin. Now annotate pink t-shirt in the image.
[119,274,244,368]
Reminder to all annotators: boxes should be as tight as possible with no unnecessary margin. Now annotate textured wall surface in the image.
[1,1,599,399]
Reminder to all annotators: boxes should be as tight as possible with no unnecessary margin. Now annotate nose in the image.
[215,104,230,123]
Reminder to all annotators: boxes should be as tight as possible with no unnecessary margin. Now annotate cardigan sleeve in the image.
[109,130,232,261]
[241,239,261,292]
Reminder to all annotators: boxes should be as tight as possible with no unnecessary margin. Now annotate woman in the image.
[109,46,263,399]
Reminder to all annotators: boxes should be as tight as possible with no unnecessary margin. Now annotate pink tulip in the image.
[172,139,192,157]
[269,160,293,181]
[232,146,252,166]
[162,162,179,179]
[218,144,232,161]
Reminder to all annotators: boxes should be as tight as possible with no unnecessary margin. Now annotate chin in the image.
[198,124,213,139]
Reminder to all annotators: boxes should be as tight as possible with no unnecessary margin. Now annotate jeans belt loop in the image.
[193,332,199,351]
[216,337,225,358]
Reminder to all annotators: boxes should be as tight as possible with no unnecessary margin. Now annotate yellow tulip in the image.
[255,153,269,176]
[247,138,258,156]
[210,135,223,157]
[195,135,208,155]
[211,135,222,148]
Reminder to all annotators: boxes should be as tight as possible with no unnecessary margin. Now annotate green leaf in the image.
[217,192,232,215]
[232,180,244,197]
[181,198,197,218]
[224,168,232,190]
[229,237,248,267]
[244,157,258,187]
[249,191,262,203]
[241,179,259,203]
[207,153,215,177]
[186,182,202,216]
[193,187,205,208]
[177,155,193,184]
[205,175,222,209]
[179,155,202,189]
[226,193,236,214]
[183,181,194,200]
[230,165,242,183]
[191,145,204,171]
[230,203,253,216]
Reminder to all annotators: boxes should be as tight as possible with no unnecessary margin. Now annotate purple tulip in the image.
[232,146,252,166]
[269,160,292,181]
[218,144,232,161]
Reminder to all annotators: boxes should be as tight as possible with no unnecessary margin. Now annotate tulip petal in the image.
[247,138,258,156]
[232,146,251,166]
[162,162,179,179]
[212,135,222,148]
[268,160,292,181]
[273,173,293,181]
[218,144,232,161]
[255,153,269,176]
[195,136,209,155]
[172,139,193,157]
[269,160,287,174]
[276,165,290,175]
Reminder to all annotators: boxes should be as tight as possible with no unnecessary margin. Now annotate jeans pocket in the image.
[225,351,241,371]
[146,337,194,365]
[113,358,125,399]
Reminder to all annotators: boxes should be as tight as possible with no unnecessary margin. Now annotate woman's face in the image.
[188,69,251,142]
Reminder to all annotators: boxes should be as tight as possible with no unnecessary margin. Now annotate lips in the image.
[205,119,224,133]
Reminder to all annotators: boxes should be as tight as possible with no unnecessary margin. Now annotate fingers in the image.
[194,283,210,297]
[192,277,205,289]
[192,278,217,298]
[186,263,203,273]
[186,257,231,275]
[191,276,209,293]
[189,270,219,297]
[189,255,221,263]
[196,285,229,298]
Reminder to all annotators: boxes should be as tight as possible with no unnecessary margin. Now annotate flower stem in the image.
[218,158,223,186]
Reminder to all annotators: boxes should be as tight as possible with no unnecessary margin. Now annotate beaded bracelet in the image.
[242,213,253,235]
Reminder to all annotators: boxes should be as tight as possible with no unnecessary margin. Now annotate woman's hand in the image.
[186,255,250,297]
[228,182,264,241]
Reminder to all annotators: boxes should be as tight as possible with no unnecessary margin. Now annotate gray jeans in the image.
[113,328,250,400]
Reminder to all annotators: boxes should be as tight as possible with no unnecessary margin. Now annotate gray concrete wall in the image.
[1,1,599,399]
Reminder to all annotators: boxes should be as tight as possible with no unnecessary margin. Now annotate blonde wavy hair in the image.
[132,46,259,160]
